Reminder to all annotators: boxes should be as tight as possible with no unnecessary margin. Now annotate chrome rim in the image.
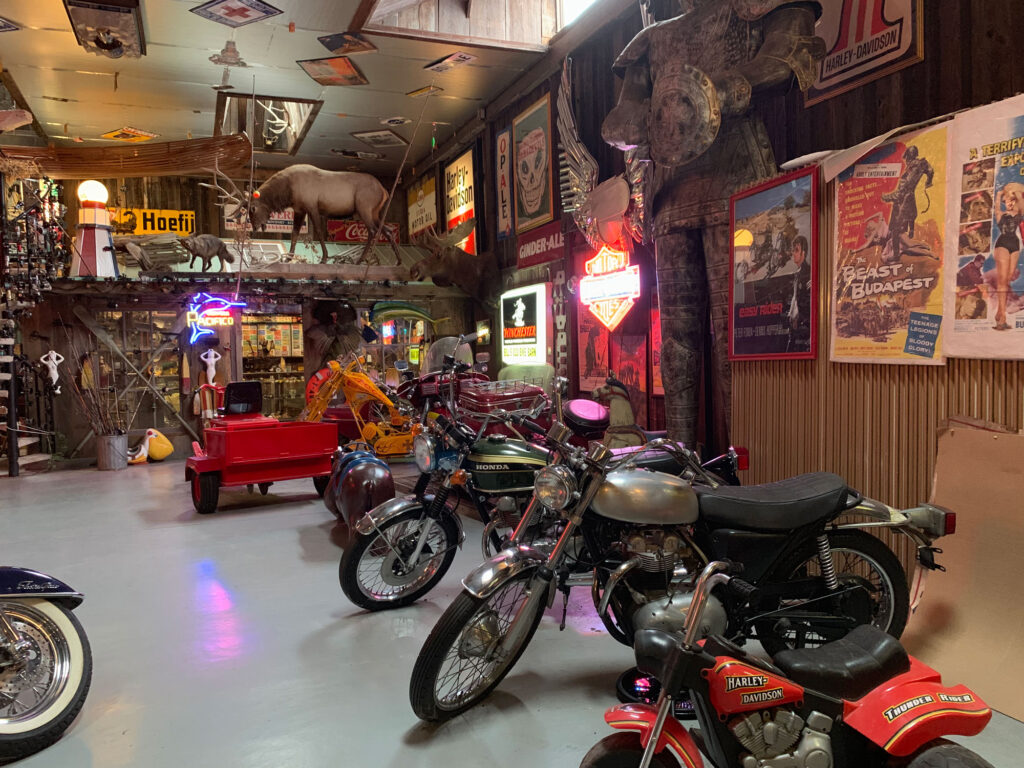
[0,603,73,726]
[773,546,896,647]
[434,578,531,710]
[355,517,449,601]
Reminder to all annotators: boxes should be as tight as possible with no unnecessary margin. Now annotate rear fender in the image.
[0,568,83,609]
[843,658,991,757]
[604,703,704,768]
[353,496,465,546]
[462,545,549,599]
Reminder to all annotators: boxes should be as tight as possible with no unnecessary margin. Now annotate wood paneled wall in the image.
[374,0,558,44]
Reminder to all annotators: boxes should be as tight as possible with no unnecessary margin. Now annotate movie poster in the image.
[578,308,609,393]
[943,95,1024,359]
[611,335,647,429]
[831,125,947,364]
[730,167,817,360]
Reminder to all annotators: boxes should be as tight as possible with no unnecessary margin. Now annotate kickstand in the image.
[558,584,569,631]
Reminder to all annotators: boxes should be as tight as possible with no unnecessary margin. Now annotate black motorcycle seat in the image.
[695,472,848,531]
[773,625,910,701]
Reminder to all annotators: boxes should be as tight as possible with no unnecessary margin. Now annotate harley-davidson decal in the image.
[726,675,770,692]
[741,688,785,705]
[883,695,935,722]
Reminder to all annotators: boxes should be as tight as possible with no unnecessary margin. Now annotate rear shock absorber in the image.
[816,534,839,591]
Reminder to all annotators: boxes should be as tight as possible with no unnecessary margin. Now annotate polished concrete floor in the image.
[1,461,1022,768]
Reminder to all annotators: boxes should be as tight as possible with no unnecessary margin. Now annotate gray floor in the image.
[1,462,1021,768]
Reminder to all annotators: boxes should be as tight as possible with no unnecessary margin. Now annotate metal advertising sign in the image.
[407,175,437,236]
[445,148,476,255]
[109,207,196,236]
[517,220,564,269]
[496,127,513,240]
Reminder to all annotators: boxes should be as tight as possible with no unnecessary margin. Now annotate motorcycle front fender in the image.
[462,545,550,600]
[603,703,705,768]
[353,496,465,546]
[0,567,83,608]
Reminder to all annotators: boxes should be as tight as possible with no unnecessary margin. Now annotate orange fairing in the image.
[843,657,991,757]
[603,704,704,768]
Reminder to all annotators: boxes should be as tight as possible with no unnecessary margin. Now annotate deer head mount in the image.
[410,217,497,304]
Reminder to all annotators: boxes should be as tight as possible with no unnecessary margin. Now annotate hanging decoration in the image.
[186,294,247,344]
[579,246,641,331]
[189,0,282,28]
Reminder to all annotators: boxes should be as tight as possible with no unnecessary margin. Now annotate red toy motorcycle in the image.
[583,561,993,768]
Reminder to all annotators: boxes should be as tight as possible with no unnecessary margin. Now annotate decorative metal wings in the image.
[557,58,647,250]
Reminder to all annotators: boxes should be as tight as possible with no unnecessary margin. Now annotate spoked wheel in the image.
[757,530,908,655]
[0,599,92,761]
[339,510,460,611]
[409,571,545,721]
[579,733,680,768]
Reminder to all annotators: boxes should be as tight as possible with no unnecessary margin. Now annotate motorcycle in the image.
[582,560,993,768]
[408,422,952,722]
[0,567,91,760]
[339,335,743,612]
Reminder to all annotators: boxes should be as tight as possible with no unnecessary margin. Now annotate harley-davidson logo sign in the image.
[579,246,641,331]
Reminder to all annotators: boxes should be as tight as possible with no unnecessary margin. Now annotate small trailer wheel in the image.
[313,475,330,497]
[191,472,220,515]
[258,483,271,495]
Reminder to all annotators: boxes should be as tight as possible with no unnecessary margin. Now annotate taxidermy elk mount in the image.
[410,217,497,305]
[201,163,403,265]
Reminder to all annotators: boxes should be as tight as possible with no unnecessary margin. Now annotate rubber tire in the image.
[579,732,680,768]
[901,739,996,768]
[191,472,220,514]
[313,475,329,497]
[409,572,545,722]
[758,529,909,656]
[339,511,460,611]
[0,600,93,761]
[258,483,271,495]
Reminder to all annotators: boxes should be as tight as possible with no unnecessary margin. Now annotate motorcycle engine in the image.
[731,711,834,768]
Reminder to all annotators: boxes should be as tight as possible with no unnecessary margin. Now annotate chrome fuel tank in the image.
[591,469,699,525]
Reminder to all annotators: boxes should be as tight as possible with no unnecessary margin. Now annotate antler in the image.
[198,157,245,208]
[428,217,476,250]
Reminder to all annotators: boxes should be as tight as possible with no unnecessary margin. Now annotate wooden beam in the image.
[349,0,383,31]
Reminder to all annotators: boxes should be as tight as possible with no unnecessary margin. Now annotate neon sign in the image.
[186,293,247,344]
[579,247,641,331]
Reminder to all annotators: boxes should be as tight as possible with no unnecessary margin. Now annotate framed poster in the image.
[831,124,947,364]
[317,32,377,55]
[513,94,554,234]
[297,56,368,87]
[577,308,610,393]
[729,167,818,360]
[611,335,648,428]
[806,0,924,106]
[943,94,1024,359]
[496,127,513,240]
[651,307,664,395]
[444,149,476,255]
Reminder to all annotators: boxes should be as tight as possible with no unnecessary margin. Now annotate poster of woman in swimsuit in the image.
[943,94,1024,359]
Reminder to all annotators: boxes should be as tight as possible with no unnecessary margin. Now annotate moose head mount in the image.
[410,217,497,305]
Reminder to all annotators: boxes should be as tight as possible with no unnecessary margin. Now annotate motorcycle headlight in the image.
[413,434,436,473]
[534,465,577,511]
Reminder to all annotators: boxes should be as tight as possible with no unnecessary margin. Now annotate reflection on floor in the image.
[1,462,1021,767]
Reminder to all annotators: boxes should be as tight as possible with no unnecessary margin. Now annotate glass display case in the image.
[358,313,425,379]
[241,310,304,419]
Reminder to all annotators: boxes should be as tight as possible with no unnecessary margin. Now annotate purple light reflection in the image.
[193,560,246,663]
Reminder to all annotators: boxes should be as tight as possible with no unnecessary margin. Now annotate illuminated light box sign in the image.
[500,283,548,365]
[187,293,246,344]
[579,247,641,331]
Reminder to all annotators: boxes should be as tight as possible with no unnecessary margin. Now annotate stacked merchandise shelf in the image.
[241,311,304,418]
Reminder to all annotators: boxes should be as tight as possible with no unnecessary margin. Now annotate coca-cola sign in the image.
[326,219,401,243]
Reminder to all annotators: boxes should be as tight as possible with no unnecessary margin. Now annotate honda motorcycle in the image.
[409,421,952,721]
[339,337,740,611]
[582,560,992,768]
[0,568,91,760]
